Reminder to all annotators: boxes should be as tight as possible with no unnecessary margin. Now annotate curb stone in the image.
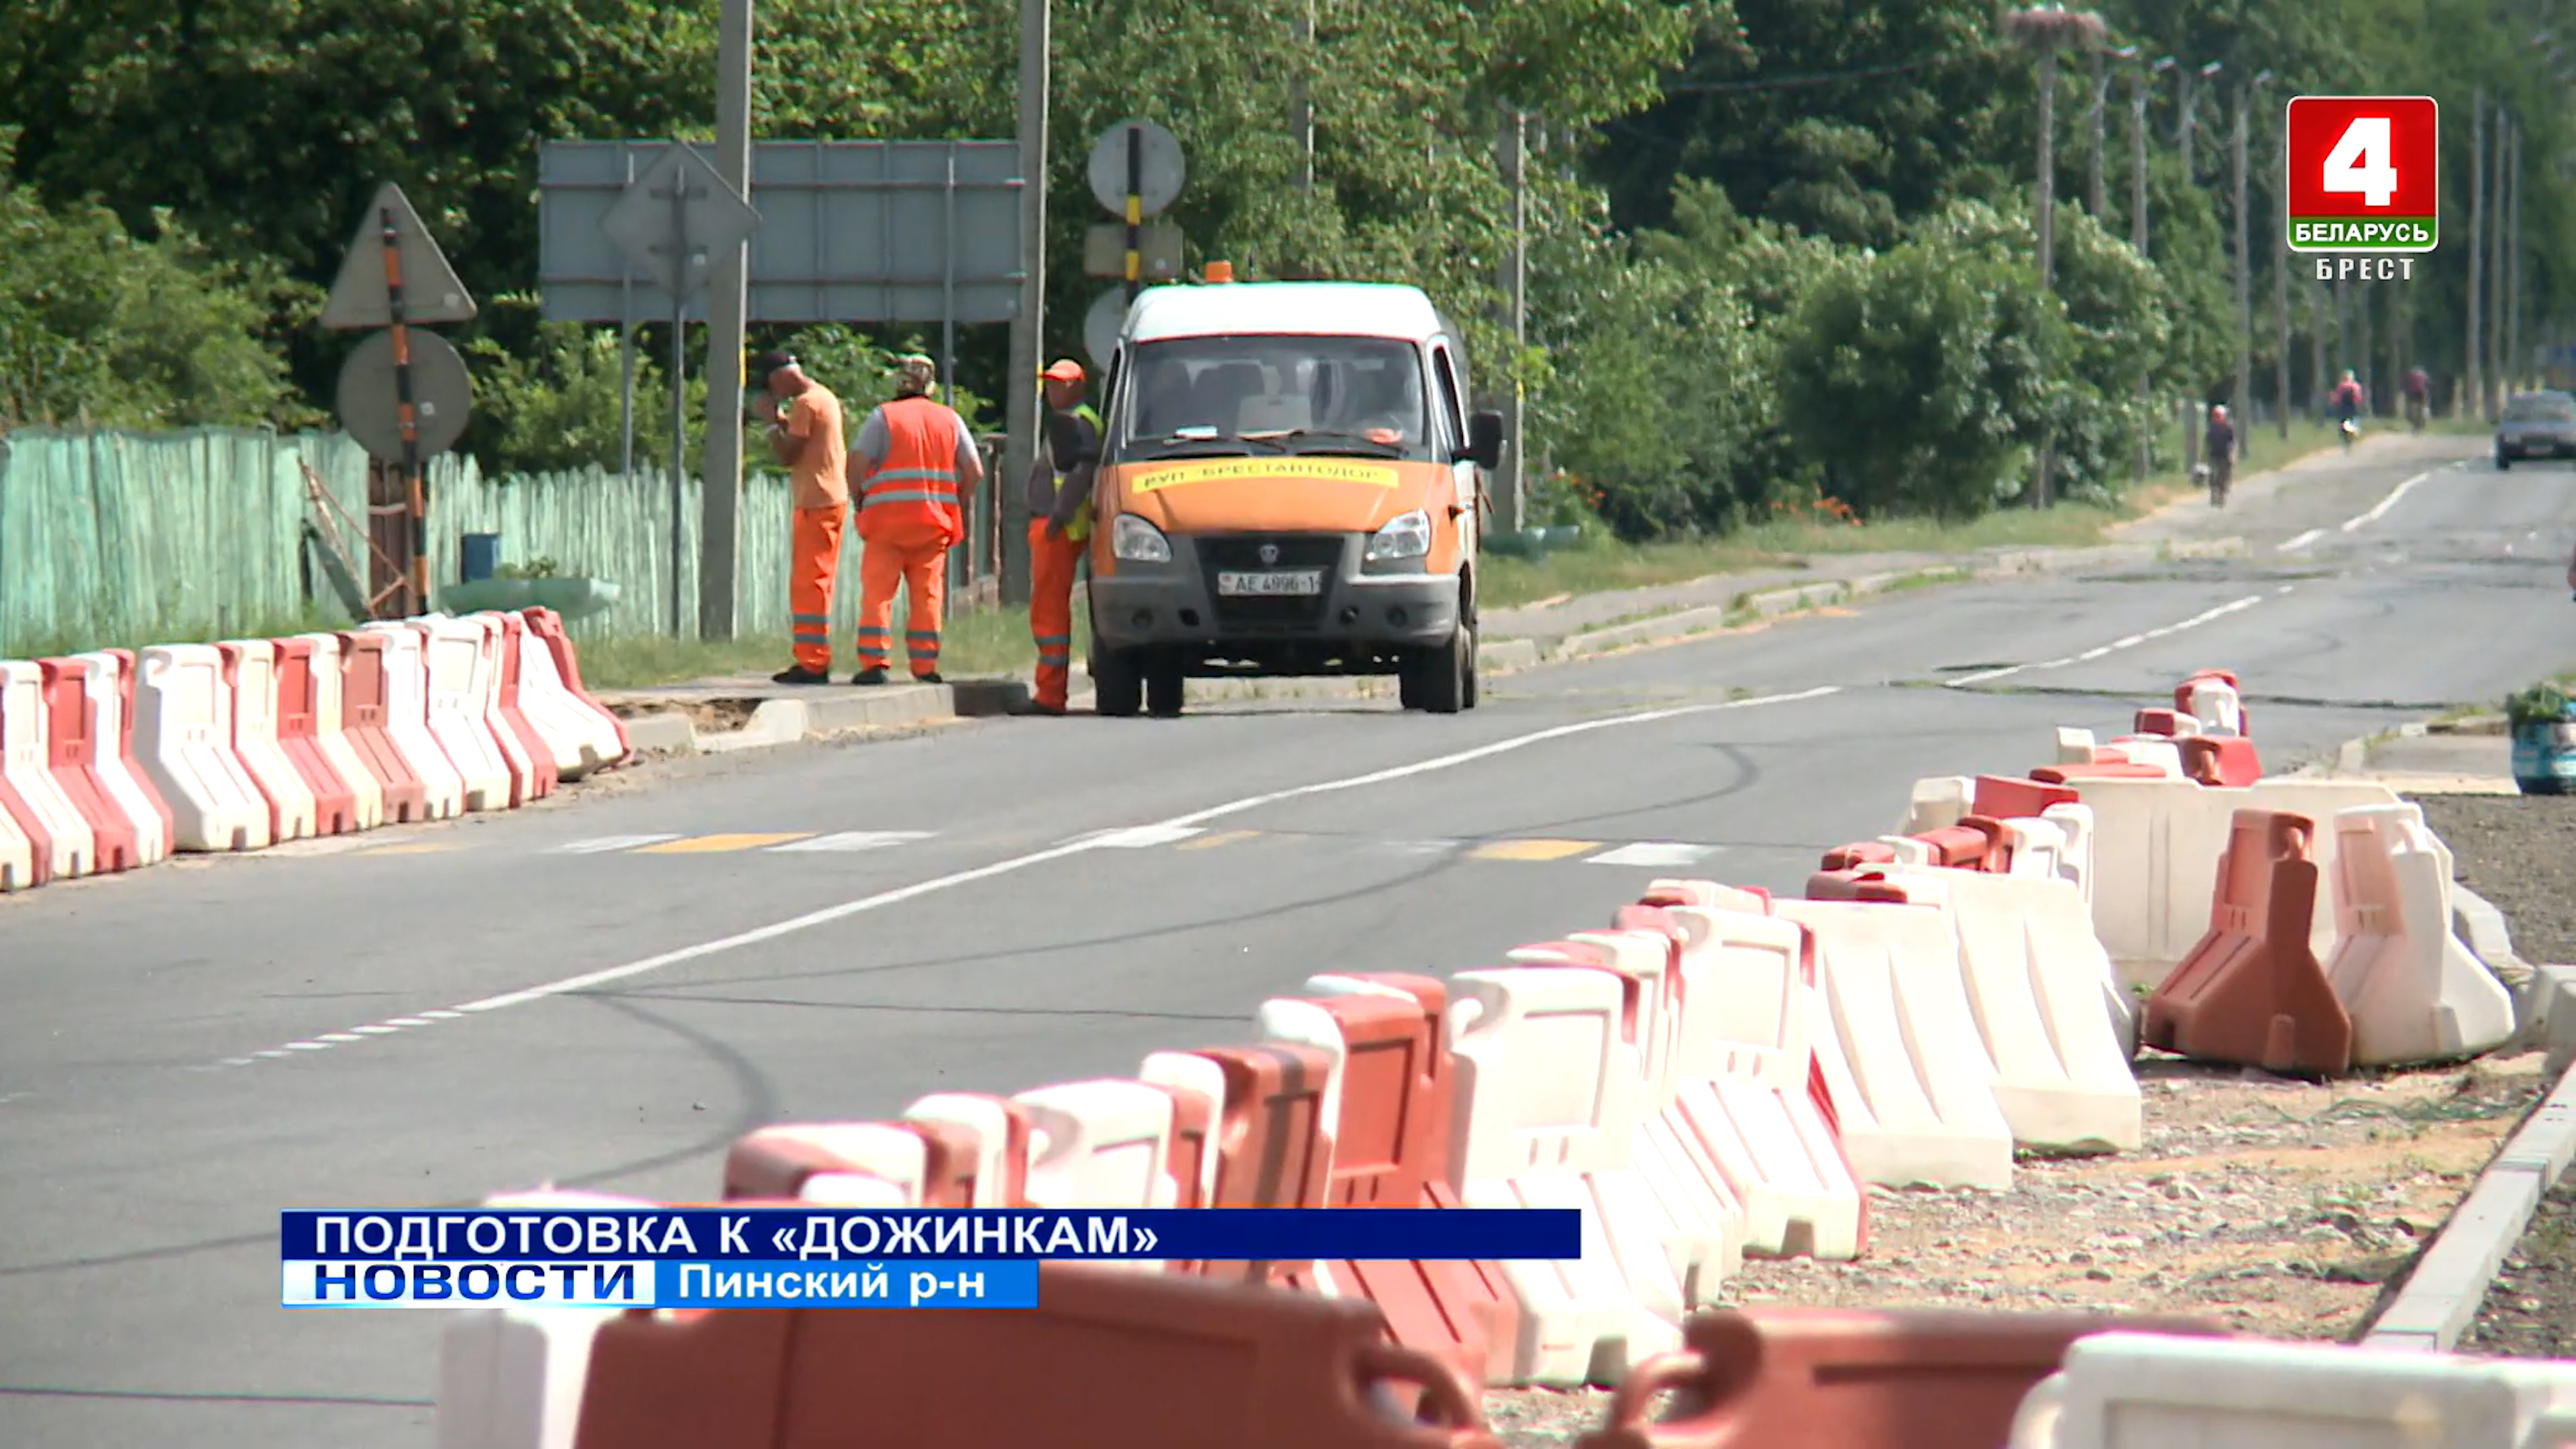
[606,679,1029,757]
[2361,1056,2576,1352]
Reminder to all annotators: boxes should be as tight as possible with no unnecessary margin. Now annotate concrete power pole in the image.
[1291,0,1316,189]
[2489,110,2508,413]
[699,0,754,641]
[2178,61,2219,478]
[1003,0,1049,605]
[1495,106,1527,533]
[2272,97,2291,439]
[2467,92,2485,420]
[2508,119,2523,395]
[2132,59,2163,480]
[2088,47,2111,219]
[2230,80,2253,456]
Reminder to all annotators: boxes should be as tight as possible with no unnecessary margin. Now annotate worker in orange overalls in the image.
[754,349,849,686]
[848,354,983,685]
[1023,358,1100,714]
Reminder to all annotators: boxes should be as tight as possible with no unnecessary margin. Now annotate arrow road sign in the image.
[336,329,474,464]
[1086,119,1186,218]
[319,182,479,330]
[598,142,761,299]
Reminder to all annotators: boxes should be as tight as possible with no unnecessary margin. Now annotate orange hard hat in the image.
[1040,359,1085,382]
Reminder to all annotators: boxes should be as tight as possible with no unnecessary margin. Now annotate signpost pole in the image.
[620,148,639,480]
[1124,125,1142,308]
[668,172,690,639]
[378,205,429,612]
[1004,0,1049,607]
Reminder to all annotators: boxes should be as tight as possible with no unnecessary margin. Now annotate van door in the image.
[1430,340,1476,563]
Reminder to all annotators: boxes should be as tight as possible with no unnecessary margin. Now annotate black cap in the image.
[751,350,798,378]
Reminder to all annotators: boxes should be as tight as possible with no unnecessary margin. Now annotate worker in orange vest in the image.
[1024,358,1100,714]
[849,354,983,684]
[754,350,851,686]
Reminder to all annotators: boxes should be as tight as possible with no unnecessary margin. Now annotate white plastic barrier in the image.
[901,1093,1025,1208]
[293,634,386,833]
[502,616,621,779]
[2069,777,2410,986]
[1774,898,2015,1189]
[404,619,514,812]
[0,792,31,890]
[1899,775,1974,836]
[2326,804,2518,1067]
[2180,674,2246,735]
[2043,802,2096,906]
[131,645,272,853]
[435,1189,658,1449]
[2055,727,2097,764]
[0,659,97,877]
[1844,866,2141,1153]
[1655,902,1864,1263]
[219,641,319,843]
[2007,1331,2576,1449]
[72,652,173,865]
[1447,965,1678,1386]
[1012,1080,1181,1210]
[364,625,469,821]
[2099,735,2185,777]
[1998,814,2069,882]
[727,1122,935,1205]
[462,615,539,807]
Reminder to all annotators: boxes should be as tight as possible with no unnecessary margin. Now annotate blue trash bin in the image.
[461,533,502,584]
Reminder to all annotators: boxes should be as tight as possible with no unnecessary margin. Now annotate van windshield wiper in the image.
[1124,430,1290,461]
[1252,428,1409,458]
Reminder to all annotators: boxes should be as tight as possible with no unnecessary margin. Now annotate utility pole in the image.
[1003,0,1049,604]
[1495,105,1527,532]
[1291,0,1315,189]
[2178,60,2220,479]
[2467,92,2485,421]
[698,0,754,641]
[2489,109,2507,412]
[2090,46,2123,219]
[2230,75,2263,458]
[2002,7,2104,510]
[2272,88,2291,439]
[2508,117,2523,396]
[2133,56,2166,480]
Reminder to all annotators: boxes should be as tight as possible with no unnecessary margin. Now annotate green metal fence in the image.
[0,426,957,655]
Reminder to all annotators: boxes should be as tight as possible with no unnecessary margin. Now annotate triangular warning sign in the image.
[319,181,479,331]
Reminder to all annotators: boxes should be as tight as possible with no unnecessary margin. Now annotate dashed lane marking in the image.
[631,833,816,854]
[1468,838,1601,862]
[198,684,1842,1071]
[554,835,684,854]
[767,830,934,853]
[1944,592,2276,688]
[1583,842,1723,867]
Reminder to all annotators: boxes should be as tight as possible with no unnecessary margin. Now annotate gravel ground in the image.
[1482,789,2571,1444]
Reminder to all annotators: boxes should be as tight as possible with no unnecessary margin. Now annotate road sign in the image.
[1084,221,1185,281]
[335,329,474,463]
[2284,95,2439,254]
[597,142,761,299]
[1086,119,1186,217]
[1083,288,1132,370]
[319,182,478,329]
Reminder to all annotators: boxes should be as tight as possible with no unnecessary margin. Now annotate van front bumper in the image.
[1089,531,1460,658]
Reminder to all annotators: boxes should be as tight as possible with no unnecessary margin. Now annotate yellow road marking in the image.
[1468,838,1601,862]
[635,833,817,854]
[1178,830,1263,851]
[359,843,458,856]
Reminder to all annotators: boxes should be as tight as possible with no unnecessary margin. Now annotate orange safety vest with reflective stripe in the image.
[857,394,966,545]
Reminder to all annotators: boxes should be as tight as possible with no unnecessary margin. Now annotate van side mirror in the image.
[1463,410,1505,471]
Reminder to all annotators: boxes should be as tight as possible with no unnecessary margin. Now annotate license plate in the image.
[1216,570,1324,597]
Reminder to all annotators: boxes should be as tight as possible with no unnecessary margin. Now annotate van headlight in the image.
[1111,513,1171,563]
[1364,509,1432,562]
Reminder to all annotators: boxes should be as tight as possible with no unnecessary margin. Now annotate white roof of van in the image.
[1122,281,1446,345]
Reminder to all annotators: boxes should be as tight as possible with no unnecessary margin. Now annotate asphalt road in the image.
[3,428,2569,1448]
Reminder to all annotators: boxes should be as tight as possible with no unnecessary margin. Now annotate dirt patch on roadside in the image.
[605,696,760,737]
[2412,793,2576,965]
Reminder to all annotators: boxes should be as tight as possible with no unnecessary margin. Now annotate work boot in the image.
[914,671,945,685]
[851,666,889,686]
[771,665,830,685]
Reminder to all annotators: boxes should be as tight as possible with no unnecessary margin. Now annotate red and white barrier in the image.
[72,651,174,866]
[395,619,515,812]
[1,658,100,877]
[286,635,385,833]
[360,625,470,821]
[218,641,321,843]
[32,657,142,873]
[268,637,360,836]
[131,645,270,853]
[2324,804,2517,1067]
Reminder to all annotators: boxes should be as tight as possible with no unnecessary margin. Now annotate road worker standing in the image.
[849,353,983,686]
[754,350,850,686]
[1024,358,1100,714]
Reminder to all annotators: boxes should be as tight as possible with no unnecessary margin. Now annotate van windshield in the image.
[1111,335,1434,464]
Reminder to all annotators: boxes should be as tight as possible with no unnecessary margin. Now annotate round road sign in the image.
[1087,119,1187,219]
[336,329,475,463]
[1083,288,1134,371]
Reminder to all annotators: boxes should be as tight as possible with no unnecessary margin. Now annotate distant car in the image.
[2495,390,2576,468]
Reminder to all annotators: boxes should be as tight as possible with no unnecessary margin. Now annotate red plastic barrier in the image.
[1969,775,2078,822]
[904,1093,1035,1208]
[32,659,137,872]
[2140,810,2353,1075]
[2133,706,2191,736]
[1574,1307,2225,1449]
[1906,814,2008,869]
[269,639,357,836]
[487,613,559,802]
[2030,760,2169,784]
[570,1265,1505,1449]
[1818,840,1898,871]
[1803,867,1915,903]
[335,633,430,824]
[2180,733,2263,788]
[102,649,176,849]
[720,1122,979,1206]
[523,606,631,761]
[1148,1074,1219,1212]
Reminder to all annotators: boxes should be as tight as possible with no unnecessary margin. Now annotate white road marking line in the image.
[383,1017,432,1028]
[350,1025,401,1036]
[1071,824,1207,849]
[554,835,684,854]
[282,1042,331,1052]
[767,830,935,853]
[254,1050,292,1059]
[1943,594,2272,689]
[2278,527,2325,553]
[419,1010,463,1020]
[2341,470,2429,532]
[317,1033,364,1043]
[1587,843,1721,867]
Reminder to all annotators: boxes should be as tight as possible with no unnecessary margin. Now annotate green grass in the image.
[3,606,362,663]
[574,598,1093,691]
[1477,419,2349,612]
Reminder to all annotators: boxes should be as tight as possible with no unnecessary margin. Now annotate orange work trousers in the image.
[1027,521,1084,710]
[788,505,847,673]
[856,527,951,678]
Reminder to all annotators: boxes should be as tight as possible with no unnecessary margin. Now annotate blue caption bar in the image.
[281,1207,1581,1263]
[280,1259,1039,1309]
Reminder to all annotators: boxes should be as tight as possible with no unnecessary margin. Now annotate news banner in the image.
[280,1208,1582,1310]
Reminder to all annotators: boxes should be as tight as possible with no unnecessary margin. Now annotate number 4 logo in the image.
[2321,115,2400,208]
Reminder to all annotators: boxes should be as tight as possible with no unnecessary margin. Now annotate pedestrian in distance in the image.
[1024,358,1100,716]
[2202,404,2235,508]
[849,353,983,686]
[755,350,851,686]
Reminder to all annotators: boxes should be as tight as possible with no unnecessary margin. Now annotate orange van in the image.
[1082,277,1506,717]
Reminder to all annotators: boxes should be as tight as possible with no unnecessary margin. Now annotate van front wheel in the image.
[1401,625,1473,714]
[1091,645,1143,717]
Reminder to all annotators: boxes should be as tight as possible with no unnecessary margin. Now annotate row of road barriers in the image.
[0,606,631,892]
[433,667,2575,1448]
